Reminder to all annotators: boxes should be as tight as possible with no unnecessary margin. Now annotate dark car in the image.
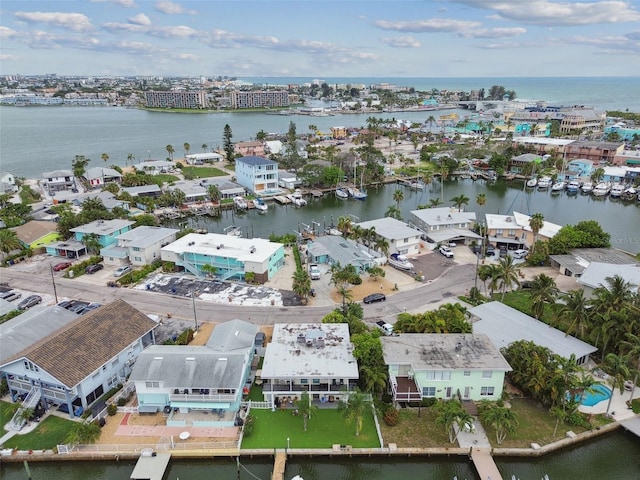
[363,293,386,304]
[485,245,496,256]
[17,295,42,310]
[85,263,104,274]
[69,301,90,313]
[78,303,102,315]
[53,261,72,272]
[57,300,74,309]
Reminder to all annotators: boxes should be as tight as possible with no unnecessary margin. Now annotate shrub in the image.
[383,408,400,426]
[107,404,118,416]
[349,275,362,285]
[117,398,126,407]
[176,328,194,345]
[421,397,437,407]
[381,393,393,404]
[243,414,255,436]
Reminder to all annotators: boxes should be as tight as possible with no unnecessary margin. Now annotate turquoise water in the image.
[571,383,612,407]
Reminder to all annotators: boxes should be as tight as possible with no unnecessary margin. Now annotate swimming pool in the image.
[570,383,612,407]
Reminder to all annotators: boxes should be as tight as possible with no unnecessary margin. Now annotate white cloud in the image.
[567,33,640,55]
[128,13,151,26]
[0,54,17,60]
[103,22,197,38]
[373,18,482,33]
[0,26,17,38]
[381,36,421,48]
[454,0,640,26]
[90,0,137,7]
[461,27,527,39]
[14,11,93,32]
[155,1,185,15]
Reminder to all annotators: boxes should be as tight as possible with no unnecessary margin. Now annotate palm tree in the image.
[184,142,191,156]
[591,167,605,183]
[294,391,319,432]
[292,269,312,303]
[201,264,217,278]
[529,213,544,251]
[558,289,591,338]
[338,389,370,436]
[82,233,102,255]
[126,153,135,166]
[621,333,640,402]
[201,143,209,152]
[65,421,102,445]
[476,193,487,210]
[359,364,388,397]
[101,152,109,164]
[450,194,469,211]
[392,189,404,210]
[428,198,443,208]
[529,273,558,319]
[434,399,474,444]
[603,352,631,414]
[374,237,390,257]
[497,256,521,301]
[384,204,402,220]
[166,144,175,160]
[479,403,518,445]
[0,229,22,258]
[206,184,221,203]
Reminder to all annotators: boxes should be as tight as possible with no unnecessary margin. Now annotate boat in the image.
[621,186,637,201]
[351,187,367,200]
[609,183,624,198]
[388,253,414,271]
[592,182,611,196]
[526,177,538,188]
[253,197,268,211]
[233,196,248,209]
[537,176,552,189]
[551,180,566,192]
[566,180,580,194]
[409,181,425,190]
[335,187,349,199]
[581,181,593,194]
[326,227,342,236]
[224,225,242,237]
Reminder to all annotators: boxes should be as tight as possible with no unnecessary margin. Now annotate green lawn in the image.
[180,166,227,178]
[6,415,77,450]
[377,408,451,447]
[154,173,180,184]
[499,291,559,327]
[0,400,19,425]
[241,408,379,449]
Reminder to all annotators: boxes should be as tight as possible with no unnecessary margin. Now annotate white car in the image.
[309,264,321,280]
[439,245,454,258]
[113,265,133,277]
[513,249,529,259]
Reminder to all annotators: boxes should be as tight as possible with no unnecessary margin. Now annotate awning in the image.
[488,236,522,245]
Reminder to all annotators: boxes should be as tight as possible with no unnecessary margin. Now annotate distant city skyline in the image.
[1,0,639,78]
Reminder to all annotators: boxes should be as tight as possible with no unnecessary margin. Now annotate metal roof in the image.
[356,217,421,241]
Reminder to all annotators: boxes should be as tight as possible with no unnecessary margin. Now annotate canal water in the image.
[1,431,639,480]
[173,179,640,255]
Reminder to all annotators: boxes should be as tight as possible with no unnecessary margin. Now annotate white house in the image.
[185,152,224,165]
[0,300,157,420]
[42,169,76,195]
[235,156,278,194]
[409,207,481,246]
[260,323,359,408]
[577,262,640,298]
[356,217,422,256]
[0,173,18,194]
[101,226,179,266]
[133,160,175,175]
[382,334,511,402]
[84,167,122,189]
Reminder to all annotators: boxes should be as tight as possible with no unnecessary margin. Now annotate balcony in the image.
[262,381,357,393]
[169,392,236,403]
[391,376,422,402]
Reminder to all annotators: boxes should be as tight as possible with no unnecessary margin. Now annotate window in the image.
[425,370,451,381]
[23,360,39,373]
[482,370,493,379]
[300,379,308,384]
[463,371,471,377]
[145,381,160,388]
[480,386,495,396]
[422,387,436,397]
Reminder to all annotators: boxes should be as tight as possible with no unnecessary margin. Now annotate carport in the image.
[424,228,482,246]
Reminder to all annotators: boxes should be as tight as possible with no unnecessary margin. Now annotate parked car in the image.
[69,301,90,313]
[513,249,529,259]
[17,295,42,310]
[447,241,457,247]
[499,246,508,258]
[309,264,321,280]
[485,245,496,256]
[85,263,104,274]
[439,245,454,258]
[57,300,74,309]
[113,265,132,277]
[52,261,72,272]
[1,291,22,302]
[363,293,386,304]
[78,303,102,315]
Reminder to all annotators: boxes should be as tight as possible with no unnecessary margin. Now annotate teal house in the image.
[70,219,135,247]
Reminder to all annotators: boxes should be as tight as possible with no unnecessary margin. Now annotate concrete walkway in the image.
[578,381,640,422]
[456,418,492,449]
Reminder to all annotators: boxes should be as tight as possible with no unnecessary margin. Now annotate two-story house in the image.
[409,207,480,246]
[235,156,279,194]
[356,217,422,256]
[0,173,18,195]
[381,334,511,403]
[70,219,135,248]
[260,323,360,409]
[235,141,266,157]
[84,167,122,190]
[101,226,179,267]
[42,169,76,195]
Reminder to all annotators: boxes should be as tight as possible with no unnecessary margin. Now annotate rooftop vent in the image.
[306,339,313,347]
[217,244,224,249]
[316,337,325,348]
[297,333,306,344]
[250,246,256,254]
[437,215,441,220]
[506,217,512,222]
[455,342,462,353]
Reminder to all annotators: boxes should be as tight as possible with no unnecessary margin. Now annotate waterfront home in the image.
[511,211,562,246]
[42,169,76,195]
[469,302,597,365]
[382,333,511,403]
[185,152,223,164]
[409,207,481,246]
[278,170,302,190]
[264,140,283,155]
[306,234,385,273]
[355,217,422,256]
[260,323,359,409]
[166,180,209,203]
[133,160,176,175]
[0,173,18,194]
[70,218,135,248]
[10,220,60,250]
[509,153,542,174]
[199,177,246,200]
[121,184,162,198]
[602,166,631,183]
[234,141,266,157]
[577,262,640,298]
[484,214,526,250]
[549,247,638,278]
[161,232,285,283]
[73,190,130,212]
[566,159,594,178]
[101,226,179,267]
[564,140,624,164]
[84,166,122,189]
[0,300,157,420]
[511,136,574,155]
[130,319,257,423]
[235,156,278,194]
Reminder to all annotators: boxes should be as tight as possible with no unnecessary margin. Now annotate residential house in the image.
[265,140,283,156]
[277,170,302,190]
[133,160,175,175]
[260,323,359,409]
[200,178,246,200]
[564,140,625,164]
[45,239,88,259]
[0,173,18,194]
[101,226,179,267]
[130,319,257,424]
[355,217,422,256]
[577,262,640,298]
[0,300,157,419]
[73,191,130,212]
[235,141,266,157]
[70,219,135,248]
[184,152,223,165]
[306,235,385,273]
[42,170,76,195]
[409,207,481,246]
[511,211,562,246]
[602,166,630,183]
[166,180,209,204]
[161,233,285,283]
[470,302,597,365]
[484,214,526,250]
[549,248,637,278]
[11,220,60,250]
[509,153,542,174]
[381,334,511,403]
[84,167,122,190]
[235,156,278,194]
[566,159,594,179]
[122,184,162,198]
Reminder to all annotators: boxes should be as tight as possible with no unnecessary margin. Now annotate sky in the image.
[1,0,639,78]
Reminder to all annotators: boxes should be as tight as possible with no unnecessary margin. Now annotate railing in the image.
[262,384,355,393]
[393,391,422,401]
[23,386,41,410]
[169,393,236,403]
[241,400,271,409]
[59,440,240,454]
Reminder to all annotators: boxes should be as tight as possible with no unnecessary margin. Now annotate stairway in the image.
[8,386,41,431]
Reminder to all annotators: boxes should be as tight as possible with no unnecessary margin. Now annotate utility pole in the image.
[50,265,58,304]
[191,290,199,332]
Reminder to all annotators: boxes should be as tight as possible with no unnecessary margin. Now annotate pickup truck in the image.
[376,320,394,336]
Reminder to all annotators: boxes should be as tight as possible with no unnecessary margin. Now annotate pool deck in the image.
[578,383,639,422]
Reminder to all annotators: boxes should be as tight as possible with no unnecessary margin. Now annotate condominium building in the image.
[144,90,208,109]
[230,90,289,109]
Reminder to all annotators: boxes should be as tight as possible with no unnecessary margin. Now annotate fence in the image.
[58,440,240,454]
[241,400,271,409]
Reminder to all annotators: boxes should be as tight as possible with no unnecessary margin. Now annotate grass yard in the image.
[241,408,379,449]
[247,384,264,402]
[377,408,451,447]
[6,415,78,451]
[484,398,612,448]
[180,166,227,178]
[0,400,19,425]
[499,291,559,328]
[153,173,180,184]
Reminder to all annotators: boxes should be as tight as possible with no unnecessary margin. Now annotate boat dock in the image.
[130,452,171,480]
[271,451,287,480]
[619,415,640,438]
[273,196,292,204]
[470,447,503,480]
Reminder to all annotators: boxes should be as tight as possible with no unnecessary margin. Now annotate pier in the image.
[271,451,287,480]
[619,415,640,438]
[130,451,171,480]
[470,447,503,480]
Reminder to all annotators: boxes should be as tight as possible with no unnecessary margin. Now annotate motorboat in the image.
[526,177,538,188]
[224,225,242,237]
[581,181,593,194]
[233,196,248,209]
[537,176,552,189]
[551,180,566,192]
[326,227,342,236]
[409,181,425,190]
[621,186,637,201]
[335,187,349,199]
[253,197,268,211]
[609,183,624,198]
[566,180,580,194]
[388,253,414,271]
[592,182,611,197]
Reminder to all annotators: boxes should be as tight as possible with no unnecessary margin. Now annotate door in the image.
[445,387,452,398]
[463,387,470,399]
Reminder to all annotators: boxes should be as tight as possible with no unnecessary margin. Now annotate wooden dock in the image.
[271,451,287,480]
[470,447,503,480]
[273,195,291,205]
[130,452,171,480]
